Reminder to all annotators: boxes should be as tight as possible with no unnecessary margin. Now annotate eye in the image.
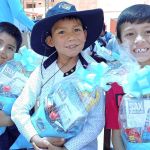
[57,30,65,34]
[125,32,134,37]
[74,27,82,32]
[7,46,15,52]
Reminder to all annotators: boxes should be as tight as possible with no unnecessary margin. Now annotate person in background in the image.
[0,22,22,150]
[105,4,150,150]
[106,36,120,54]
[99,23,114,45]
[0,0,35,31]
[12,1,105,150]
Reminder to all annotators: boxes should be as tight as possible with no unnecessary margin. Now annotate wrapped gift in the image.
[119,95,150,149]
[31,77,101,139]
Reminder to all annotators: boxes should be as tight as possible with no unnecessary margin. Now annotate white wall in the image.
[97,0,150,31]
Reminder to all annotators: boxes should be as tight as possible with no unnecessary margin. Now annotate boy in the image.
[105,4,150,150]
[12,1,105,150]
[0,22,22,150]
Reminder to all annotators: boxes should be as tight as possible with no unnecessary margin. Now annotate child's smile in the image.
[46,18,87,60]
[121,22,150,65]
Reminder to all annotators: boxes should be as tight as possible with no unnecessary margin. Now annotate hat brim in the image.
[31,9,104,56]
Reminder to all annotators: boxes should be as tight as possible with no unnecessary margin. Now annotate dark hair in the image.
[116,4,150,42]
[0,22,22,52]
[102,23,106,32]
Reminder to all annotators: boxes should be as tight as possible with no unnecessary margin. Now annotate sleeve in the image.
[8,0,34,30]
[64,90,105,150]
[11,66,42,142]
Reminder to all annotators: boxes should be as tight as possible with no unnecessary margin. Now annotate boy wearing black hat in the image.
[12,2,105,150]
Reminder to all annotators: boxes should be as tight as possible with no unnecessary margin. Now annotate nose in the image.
[134,34,145,44]
[67,32,75,41]
[0,47,5,53]
[0,46,7,57]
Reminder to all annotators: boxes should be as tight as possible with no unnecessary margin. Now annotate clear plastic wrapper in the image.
[0,60,28,135]
[0,46,41,136]
[11,61,108,149]
[102,44,141,88]
[14,46,43,76]
[31,77,101,139]
[119,95,150,150]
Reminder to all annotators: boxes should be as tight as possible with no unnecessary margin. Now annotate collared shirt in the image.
[11,52,105,150]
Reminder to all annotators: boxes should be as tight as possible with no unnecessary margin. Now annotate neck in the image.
[140,60,150,68]
[57,57,78,73]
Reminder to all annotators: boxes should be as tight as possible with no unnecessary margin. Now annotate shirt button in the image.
[65,73,69,76]
[71,69,74,72]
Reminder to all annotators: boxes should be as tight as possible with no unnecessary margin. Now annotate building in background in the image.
[22,0,150,33]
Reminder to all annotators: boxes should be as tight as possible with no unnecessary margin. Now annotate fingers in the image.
[32,142,48,150]
[32,142,40,150]
[44,137,65,146]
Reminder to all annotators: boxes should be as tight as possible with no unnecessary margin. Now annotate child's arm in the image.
[11,67,42,141]
[112,129,125,150]
[11,66,66,149]
[0,110,13,126]
[64,90,105,150]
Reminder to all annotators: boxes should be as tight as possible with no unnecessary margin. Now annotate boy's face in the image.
[0,32,17,65]
[46,18,87,59]
[120,22,150,66]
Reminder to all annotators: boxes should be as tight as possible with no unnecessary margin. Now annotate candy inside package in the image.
[119,95,150,150]
[0,46,42,136]
[31,77,101,139]
[11,61,110,149]
[0,60,28,135]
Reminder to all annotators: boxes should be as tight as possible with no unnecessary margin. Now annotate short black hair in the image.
[116,4,150,42]
[0,22,22,52]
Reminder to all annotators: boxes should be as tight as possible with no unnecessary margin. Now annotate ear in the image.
[45,36,54,47]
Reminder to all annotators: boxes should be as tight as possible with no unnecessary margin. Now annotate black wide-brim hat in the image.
[31,2,104,57]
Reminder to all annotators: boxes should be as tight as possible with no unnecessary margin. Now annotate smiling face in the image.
[46,18,87,62]
[120,22,150,66]
[0,32,17,65]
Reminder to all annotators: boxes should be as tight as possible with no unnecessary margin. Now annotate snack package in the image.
[31,77,101,139]
[119,95,150,150]
[12,75,102,149]
[0,46,42,136]
[12,61,110,149]
[0,60,28,135]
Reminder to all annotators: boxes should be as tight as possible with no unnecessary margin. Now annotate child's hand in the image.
[47,145,67,150]
[31,135,65,149]
[44,137,65,146]
[33,143,67,150]
[0,110,14,126]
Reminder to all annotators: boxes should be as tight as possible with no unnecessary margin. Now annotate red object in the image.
[2,85,11,92]
[105,82,124,129]
[49,111,59,121]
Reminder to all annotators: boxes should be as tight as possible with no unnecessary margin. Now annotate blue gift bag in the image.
[0,95,16,135]
[122,133,150,150]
